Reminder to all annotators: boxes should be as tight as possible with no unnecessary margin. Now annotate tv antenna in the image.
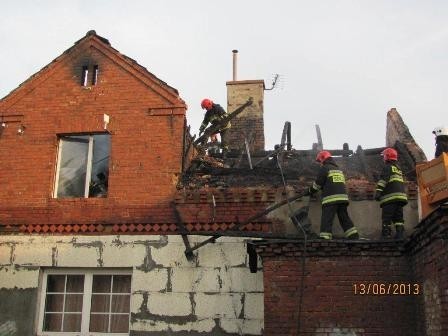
[265,74,280,91]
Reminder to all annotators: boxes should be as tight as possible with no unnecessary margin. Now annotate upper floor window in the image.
[37,270,131,335]
[81,64,99,86]
[54,134,110,198]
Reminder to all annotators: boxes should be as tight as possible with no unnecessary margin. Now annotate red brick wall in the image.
[258,242,419,336]
[411,211,448,335]
[0,38,186,228]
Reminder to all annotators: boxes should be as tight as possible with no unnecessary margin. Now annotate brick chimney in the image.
[226,80,265,152]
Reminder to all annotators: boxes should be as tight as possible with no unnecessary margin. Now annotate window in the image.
[81,64,99,86]
[38,270,131,335]
[54,134,110,198]
[81,66,89,86]
[92,65,99,85]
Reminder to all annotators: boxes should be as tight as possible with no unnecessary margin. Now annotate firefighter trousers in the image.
[320,203,357,239]
[381,202,405,237]
[220,128,229,152]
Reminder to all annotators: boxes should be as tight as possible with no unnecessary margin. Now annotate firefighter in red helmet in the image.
[307,151,359,240]
[199,98,231,156]
[375,147,408,239]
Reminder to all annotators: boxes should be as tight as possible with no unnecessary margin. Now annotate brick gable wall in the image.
[0,40,186,228]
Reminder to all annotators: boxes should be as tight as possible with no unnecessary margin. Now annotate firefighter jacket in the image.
[199,104,231,133]
[435,135,448,158]
[309,158,349,206]
[375,162,408,206]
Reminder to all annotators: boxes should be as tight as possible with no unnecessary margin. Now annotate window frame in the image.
[53,133,110,199]
[37,269,132,336]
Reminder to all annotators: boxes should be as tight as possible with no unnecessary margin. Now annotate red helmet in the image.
[201,98,213,110]
[316,151,332,163]
[382,148,398,161]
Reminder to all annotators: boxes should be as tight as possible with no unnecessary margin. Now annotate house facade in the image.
[2,31,448,336]
[0,31,264,336]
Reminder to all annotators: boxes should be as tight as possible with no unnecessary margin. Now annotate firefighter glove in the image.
[374,191,381,201]
[303,188,311,196]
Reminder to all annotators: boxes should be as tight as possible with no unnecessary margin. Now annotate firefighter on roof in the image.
[199,98,230,155]
[306,151,359,240]
[375,147,408,239]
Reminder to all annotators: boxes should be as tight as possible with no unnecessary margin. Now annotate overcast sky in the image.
[1,0,447,159]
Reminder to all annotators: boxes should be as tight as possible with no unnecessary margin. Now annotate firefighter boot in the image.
[381,224,392,239]
[347,232,360,240]
[394,225,405,240]
[345,227,360,240]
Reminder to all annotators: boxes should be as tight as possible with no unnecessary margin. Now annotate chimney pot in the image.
[232,50,238,81]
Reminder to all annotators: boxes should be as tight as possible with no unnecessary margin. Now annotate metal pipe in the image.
[315,124,323,151]
[232,49,238,81]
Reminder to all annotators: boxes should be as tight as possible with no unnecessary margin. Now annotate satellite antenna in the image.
[265,74,280,91]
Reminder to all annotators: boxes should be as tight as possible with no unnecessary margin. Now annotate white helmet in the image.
[432,126,448,136]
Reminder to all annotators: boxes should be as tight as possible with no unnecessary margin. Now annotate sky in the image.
[1,0,447,159]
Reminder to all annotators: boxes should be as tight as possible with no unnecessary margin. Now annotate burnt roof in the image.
[179,141,419,190]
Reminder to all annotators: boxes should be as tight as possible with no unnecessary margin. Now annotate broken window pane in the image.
[89,134,110,198]
[55,134,110,198]
[56,136,89,198]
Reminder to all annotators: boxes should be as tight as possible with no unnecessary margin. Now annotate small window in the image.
[92,65,99,85]
[81,66,89,86]
[54,134,110,198]
[38,270,131,335]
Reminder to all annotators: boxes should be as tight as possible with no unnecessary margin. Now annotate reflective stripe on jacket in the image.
[200,104,231,131]
[309,159,349,206]
[376,163,408,206]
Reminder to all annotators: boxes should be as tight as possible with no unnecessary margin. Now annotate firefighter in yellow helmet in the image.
[306,151,359,240]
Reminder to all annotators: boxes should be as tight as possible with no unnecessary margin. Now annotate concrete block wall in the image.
[226,80,265,152]
[0,235,264,335]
